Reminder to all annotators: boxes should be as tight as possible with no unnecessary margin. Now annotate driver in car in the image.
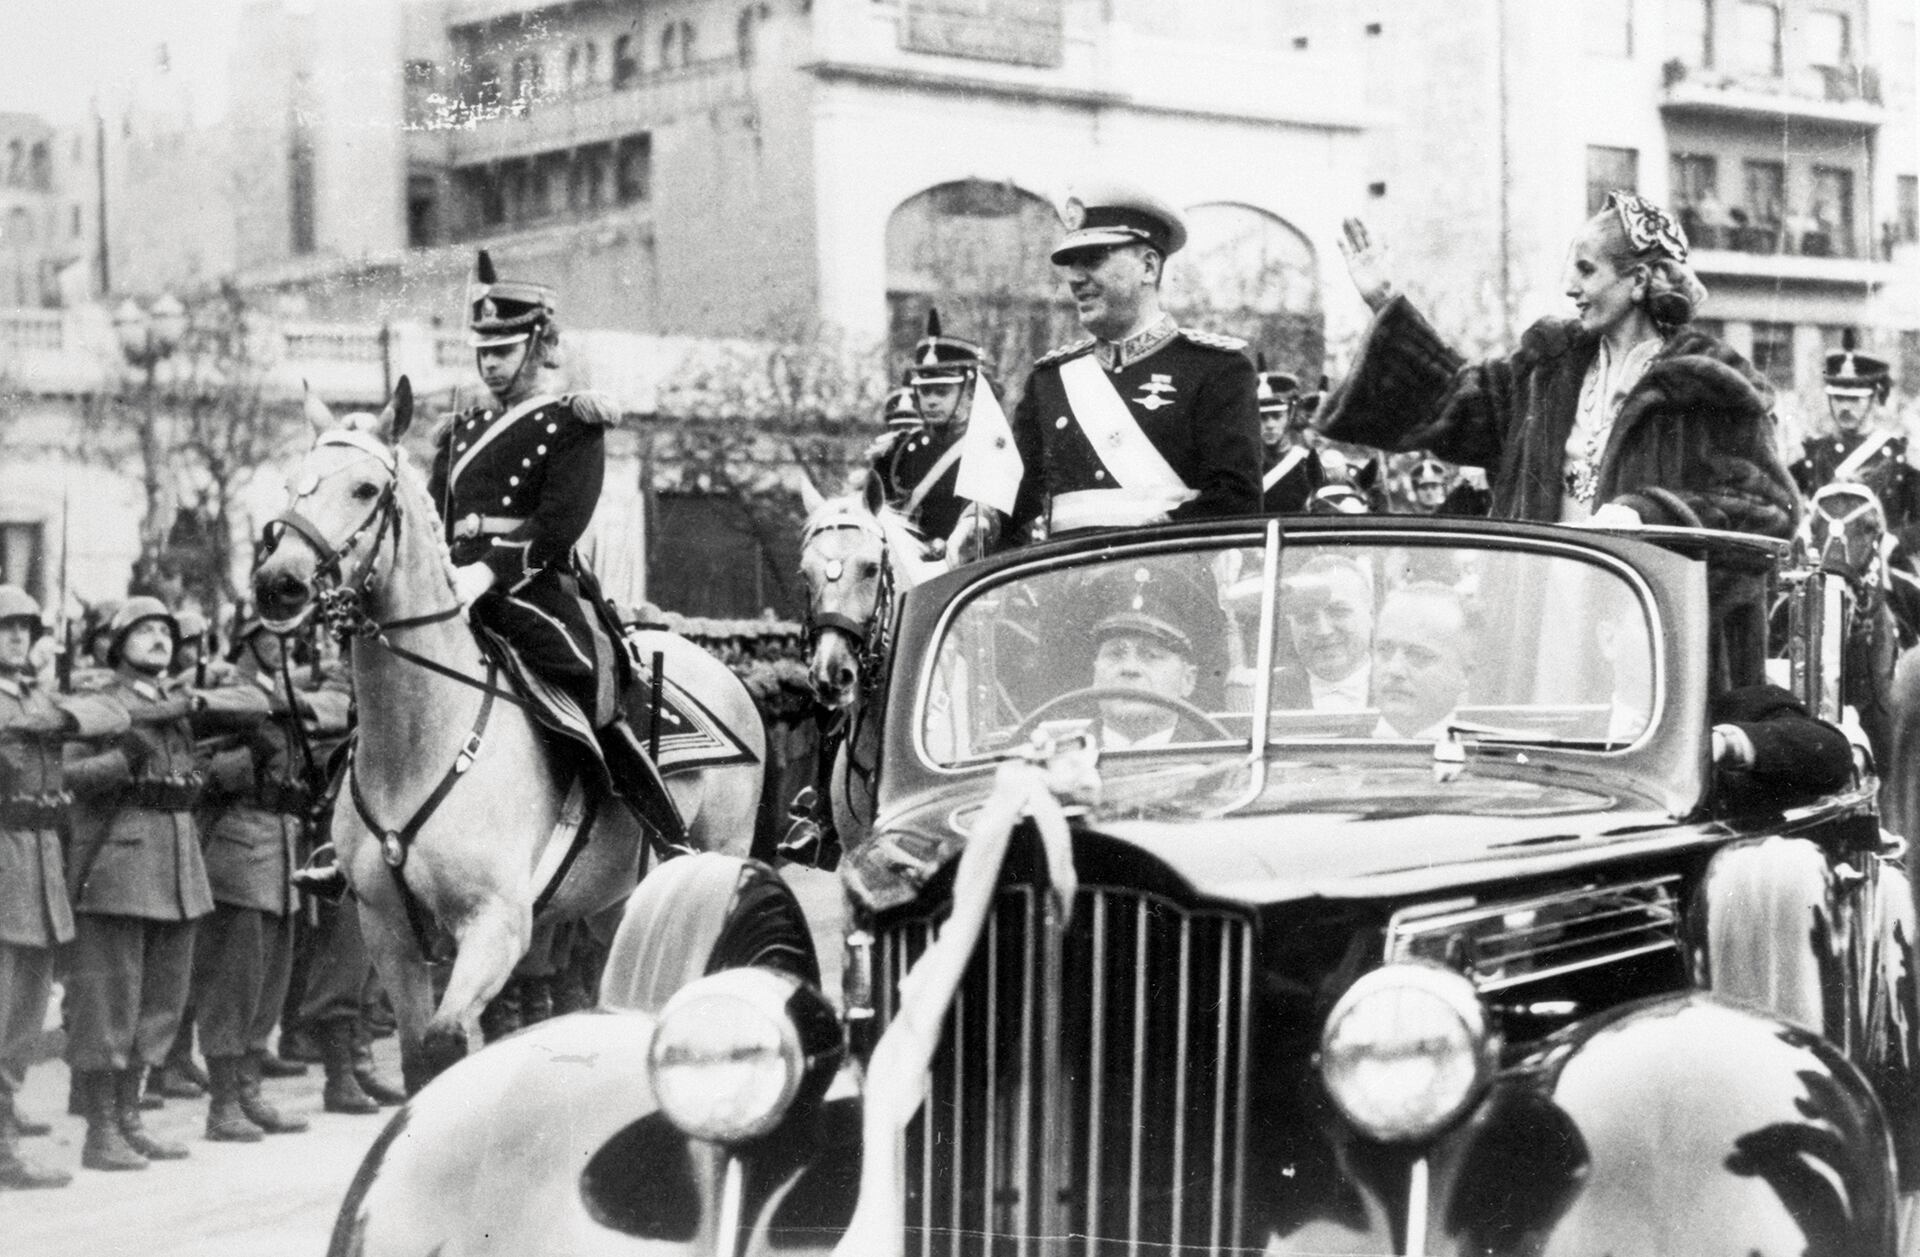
[1089,575,1202,750]
[1372,582,1476,739]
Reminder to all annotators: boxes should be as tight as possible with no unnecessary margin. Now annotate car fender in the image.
[328,1009,694,1257]
[1429,992,1898,1257]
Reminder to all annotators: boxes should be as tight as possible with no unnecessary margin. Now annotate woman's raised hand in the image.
[1338,218,1397,313]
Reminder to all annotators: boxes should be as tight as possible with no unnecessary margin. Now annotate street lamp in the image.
[113,293,187,368]
[111,293,188,598]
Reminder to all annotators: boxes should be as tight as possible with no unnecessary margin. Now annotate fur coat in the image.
[1318,296,1801,538]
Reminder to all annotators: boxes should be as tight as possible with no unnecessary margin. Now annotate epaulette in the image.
[563,391,621,428]
[1178,327,1249,352]
[1034,337,1096,369]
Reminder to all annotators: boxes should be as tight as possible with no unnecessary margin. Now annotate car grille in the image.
[1385,874,1683,994]
[873,884,1255,1257]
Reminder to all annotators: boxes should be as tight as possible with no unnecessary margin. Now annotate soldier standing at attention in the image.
[1791,334,1920,555]
[63,598,263,1171]
[192,613,344,1141]
[978,183,1260,550]
[0,587,126,1189]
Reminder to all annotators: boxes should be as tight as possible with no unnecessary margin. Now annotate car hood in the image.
[848,755,1703,912]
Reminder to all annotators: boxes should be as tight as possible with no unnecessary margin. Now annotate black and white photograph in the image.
[2,1,1919,1253]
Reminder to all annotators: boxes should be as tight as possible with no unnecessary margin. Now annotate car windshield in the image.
[918,536,1659,766]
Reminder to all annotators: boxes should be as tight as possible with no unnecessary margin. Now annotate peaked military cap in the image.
[1052,181,1188,263]
[906,309,988,386]
[467,249,556,348]
[1088,564,1207,656]
[1824,329,1892,399]
[879,384,921,430]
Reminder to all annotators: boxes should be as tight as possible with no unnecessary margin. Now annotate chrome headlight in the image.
[647,967,838,1144]
[1319,963,1490,1142]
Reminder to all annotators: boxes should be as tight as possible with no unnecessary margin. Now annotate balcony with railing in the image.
[407,56,753,167]
[1659,59,1886,129]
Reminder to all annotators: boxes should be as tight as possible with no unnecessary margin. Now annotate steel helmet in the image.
[106,596,179,666]
[0,585,43,637]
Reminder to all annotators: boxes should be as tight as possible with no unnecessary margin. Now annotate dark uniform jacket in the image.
[65,674,267,921]
[429,392,623,721]
[1319,296,1800,539]
[1711,683,1855,813]
[0,677,125,947]
[203,667,351,917]
[1792,432,1920,553]
[875,422,969,541]
[1009,319,1262,537]
[1261,446,1326,514]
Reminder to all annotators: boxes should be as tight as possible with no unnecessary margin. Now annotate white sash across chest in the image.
[449,393,560,490]
[1263,446,1308,492]
[1052,355,1196,530]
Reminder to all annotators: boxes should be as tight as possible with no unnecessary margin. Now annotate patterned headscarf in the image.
[1605,191,1689,263]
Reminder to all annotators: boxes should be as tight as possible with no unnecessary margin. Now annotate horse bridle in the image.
[802,513,896,694]
[262,430,413,640]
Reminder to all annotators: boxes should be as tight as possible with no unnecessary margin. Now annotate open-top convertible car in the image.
[330,515,1920,1257]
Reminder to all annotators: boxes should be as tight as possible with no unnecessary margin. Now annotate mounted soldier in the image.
[873,310,1000,556]
[1792,332,1919,558]
[430,251,681,845]
[1255,359,1324,513]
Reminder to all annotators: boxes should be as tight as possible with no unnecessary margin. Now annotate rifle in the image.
[54,493,72,694]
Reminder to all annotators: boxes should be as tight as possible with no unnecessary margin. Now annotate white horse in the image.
[252,380,762,1090]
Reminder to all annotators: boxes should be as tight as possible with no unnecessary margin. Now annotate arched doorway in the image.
[1168,202,1323,378]
[885,180,1077,389]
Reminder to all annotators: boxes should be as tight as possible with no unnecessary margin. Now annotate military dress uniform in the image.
[1792,337,1919,552]
[1009,315,1263,536]
[1255,366,1324,514]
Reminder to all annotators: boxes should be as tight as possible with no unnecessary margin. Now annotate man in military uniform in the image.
[992,183,1260,546]
[191,613,345,1141]
[1791,333,1919,554]
[1255,361,1324,513]
[63,597,265,1170]
[430,250,679,843]
[0,587,127,1189]
[873,310,1001,553]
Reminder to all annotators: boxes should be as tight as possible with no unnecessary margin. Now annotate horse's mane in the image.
[329,413,460,592]
[803,494,942,589]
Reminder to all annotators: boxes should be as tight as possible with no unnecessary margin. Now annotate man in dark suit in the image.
[1273,555,1374,711]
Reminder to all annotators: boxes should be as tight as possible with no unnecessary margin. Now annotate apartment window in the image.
[404,60,437,126]
[1583,0,1632,58]
[1751,322,1795,388]
[583,41,599,85]
[1734,1,1782,76]
[407,174,437,247]
[1669,0,1714,67]
[1742,159,1784,227]
[1585,146,1637,216]
[1806,10,1850,69]
[738,4,770,67]
[289,116,315,255]
[1809,166,1855,257]
[661,20,697,70]
[1898,176,1918,244]
[68,204,81,240]
[616,134,652,203]
[28,141,50,191]
[613,35,638,88]
[1903,331,1920,393]
[1671,154,1728,247]
[0,523,43,602]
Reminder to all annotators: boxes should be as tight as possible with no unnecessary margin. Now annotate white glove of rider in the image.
[1584,502,1643,529]
[452,562,495,611]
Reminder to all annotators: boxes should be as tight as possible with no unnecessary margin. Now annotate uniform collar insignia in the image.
[1097,313,1178,371]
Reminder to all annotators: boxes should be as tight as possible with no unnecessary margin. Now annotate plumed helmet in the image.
[1824,329,1893,402]
[879,384,920,429]
[1254,361,1301,417]
[106,595,179,666]
[0,584,43,636]
[467,249,557,349]
[906,308,989,386]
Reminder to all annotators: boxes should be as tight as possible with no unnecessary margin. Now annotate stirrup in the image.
[291,844,349,902]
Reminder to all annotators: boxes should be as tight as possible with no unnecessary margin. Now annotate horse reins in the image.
[802,513,897,698]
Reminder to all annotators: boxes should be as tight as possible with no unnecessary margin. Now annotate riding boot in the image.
[254,1046,308,1079]
[478,979,524,1044]
[350,1027,406,1107]
[777,786,842,871]
[594,718,687,852]
[320,1021,379,1115]
[80,1073,146,1172]
[235,1053,307,1134]
[0,1110,70,1189]
[115,1069,188,1161]
[203,1057,264,1143]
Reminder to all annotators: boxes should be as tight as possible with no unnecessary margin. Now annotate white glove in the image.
[1585,502,1643,529]
[452,562,495,610]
